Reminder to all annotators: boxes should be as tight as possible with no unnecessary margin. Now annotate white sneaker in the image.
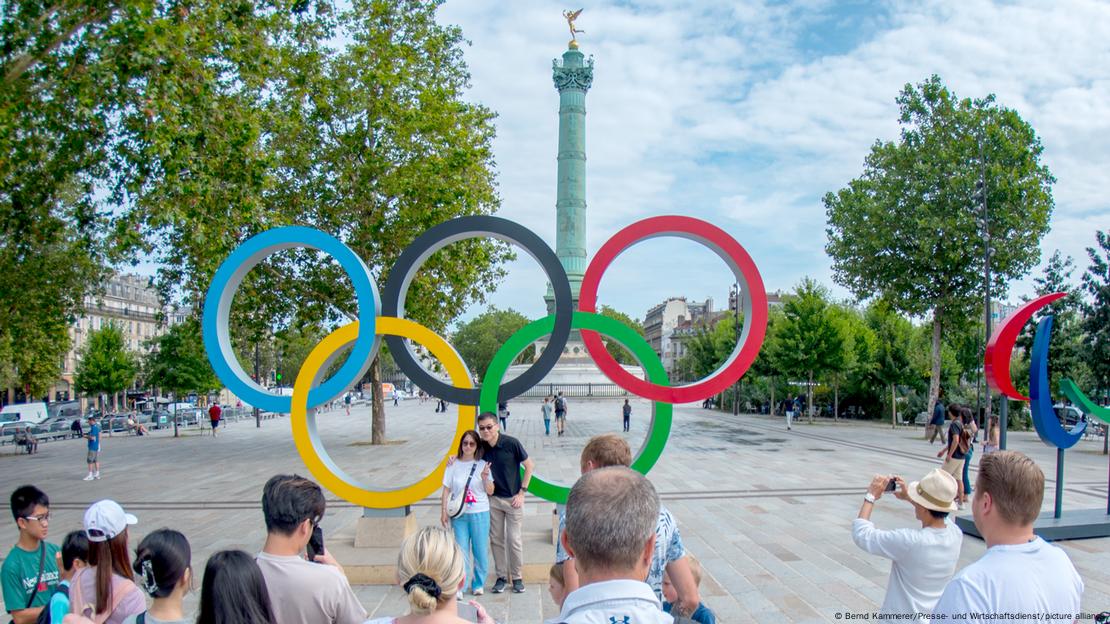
[472,588,484,596]
[93,474,101,480]
[82,474,94,481]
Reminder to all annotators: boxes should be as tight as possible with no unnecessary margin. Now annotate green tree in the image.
[144,318,218,436]
[1015,251,1086,394]
[863,301,916,427]
[74,324,137,412]
[598,305,645,366]
[109,1,509,443]
[1081,231,1110,400]
[825,75,1054,428]
[827,304,871,421]
[452,308,533,381]
[771,279,844,422]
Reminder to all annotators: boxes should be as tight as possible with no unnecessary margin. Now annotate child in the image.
[122,529,192,624]
[48,531,89,623]
[547,563,566,611]
[662,555,717,624]
[2,485,60,624]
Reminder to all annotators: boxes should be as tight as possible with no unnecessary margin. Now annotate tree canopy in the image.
[825,75,1054,422]
[452,307,533,380]
[74,324,137,409]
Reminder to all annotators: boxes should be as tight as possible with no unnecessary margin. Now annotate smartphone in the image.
[307,526,324,562]
[457,601,479,622]
[885,478,898,492]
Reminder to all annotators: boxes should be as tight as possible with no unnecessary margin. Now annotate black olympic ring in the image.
[381,215,573,405]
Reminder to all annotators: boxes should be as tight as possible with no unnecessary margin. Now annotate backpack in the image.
[956,424,972,455]
[555,397,566,411]
[34,583,67,624]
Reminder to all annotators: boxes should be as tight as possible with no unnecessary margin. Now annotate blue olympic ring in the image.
[201,226,380,413]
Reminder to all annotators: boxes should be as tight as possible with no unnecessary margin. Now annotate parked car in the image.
[0,421,46,439]
[1053,404,1083,428]
[0,402,49,433]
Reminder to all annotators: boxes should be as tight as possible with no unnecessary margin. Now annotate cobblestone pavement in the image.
[1,397,1106,622]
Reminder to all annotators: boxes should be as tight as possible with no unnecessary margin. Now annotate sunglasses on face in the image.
[462,440,477,446]
[478,425,495,431]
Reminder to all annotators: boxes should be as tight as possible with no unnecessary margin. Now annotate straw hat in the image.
[906,469,959,513]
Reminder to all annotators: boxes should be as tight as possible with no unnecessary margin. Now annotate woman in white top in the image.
[364,527,493,624]
[439,430,494,596]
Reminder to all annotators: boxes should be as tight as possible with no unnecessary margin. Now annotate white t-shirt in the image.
[851,517,963,615]
[443,459,490,514]
[933,537,1083,622]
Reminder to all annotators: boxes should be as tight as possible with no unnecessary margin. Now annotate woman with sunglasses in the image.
[440,430,494,597]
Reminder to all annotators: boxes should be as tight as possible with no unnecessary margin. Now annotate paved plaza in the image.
[1,398,1107,622]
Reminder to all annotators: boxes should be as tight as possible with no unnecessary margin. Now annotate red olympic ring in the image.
[578,215,768,403]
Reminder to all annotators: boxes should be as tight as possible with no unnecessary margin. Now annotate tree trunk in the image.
[769,376,776,416]
[891,383,897,429]
[807,370,814,423]
[370,355,386,445]
[834,377,839,422]
[926,307,943,431]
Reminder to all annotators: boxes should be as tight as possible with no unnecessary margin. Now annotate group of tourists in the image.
[852,450,1083,618]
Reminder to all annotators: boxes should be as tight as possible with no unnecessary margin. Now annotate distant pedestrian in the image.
[927,394,947,444]
[960,407,978,504]
[83,416,101,481]
[344,393,352,416]
[554,392,567,437]
[498,401,509,431]
[622,399,631,433]
[933,452,1083,621]
[436,398,447,413]
[541,397,553,436]
[983,416,1000,454]
[393,393,399,407]
[208,403,222,438]
[70,419,83,439]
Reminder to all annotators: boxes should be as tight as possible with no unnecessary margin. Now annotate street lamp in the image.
[974,139,999,447]
[730,282,741,416]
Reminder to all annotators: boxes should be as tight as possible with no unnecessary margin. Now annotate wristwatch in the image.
[864,493,877,504]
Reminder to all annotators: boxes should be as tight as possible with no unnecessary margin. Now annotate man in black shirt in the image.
[477,411,534,594]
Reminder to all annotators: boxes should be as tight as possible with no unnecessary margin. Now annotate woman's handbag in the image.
[446,463,477,519]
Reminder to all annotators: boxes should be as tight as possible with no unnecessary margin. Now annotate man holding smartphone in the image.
[850,469,963,616]
[256,474,366,624]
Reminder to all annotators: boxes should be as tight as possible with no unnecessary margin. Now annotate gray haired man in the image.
[549,466,676,624]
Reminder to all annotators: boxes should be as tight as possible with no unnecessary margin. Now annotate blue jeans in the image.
[543,418,551,435]
[963,446,974,496]
[452,511,490,592]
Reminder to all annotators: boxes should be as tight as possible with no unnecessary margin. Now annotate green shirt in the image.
[2,542,60,613]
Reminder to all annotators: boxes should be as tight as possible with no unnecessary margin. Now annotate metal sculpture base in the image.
[955,509,1110,541]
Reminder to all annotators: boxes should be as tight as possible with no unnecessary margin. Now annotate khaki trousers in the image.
[488,495,524,581]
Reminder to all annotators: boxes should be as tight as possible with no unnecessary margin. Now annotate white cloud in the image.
[439,0,1110,324]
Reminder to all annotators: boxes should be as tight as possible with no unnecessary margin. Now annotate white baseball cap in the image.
[83,500,138,542]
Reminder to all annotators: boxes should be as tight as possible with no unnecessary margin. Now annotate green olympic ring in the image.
[1060,378,1110,425]
[479,311,672,504]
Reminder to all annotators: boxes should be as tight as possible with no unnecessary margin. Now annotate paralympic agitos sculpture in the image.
[202,215,768,507]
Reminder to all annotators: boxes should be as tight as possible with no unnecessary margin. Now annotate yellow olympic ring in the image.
[290,317,476,508]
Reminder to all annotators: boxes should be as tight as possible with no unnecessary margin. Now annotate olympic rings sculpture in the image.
[203,215,768,507]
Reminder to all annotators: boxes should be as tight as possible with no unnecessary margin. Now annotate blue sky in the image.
[438,0,1110,326]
